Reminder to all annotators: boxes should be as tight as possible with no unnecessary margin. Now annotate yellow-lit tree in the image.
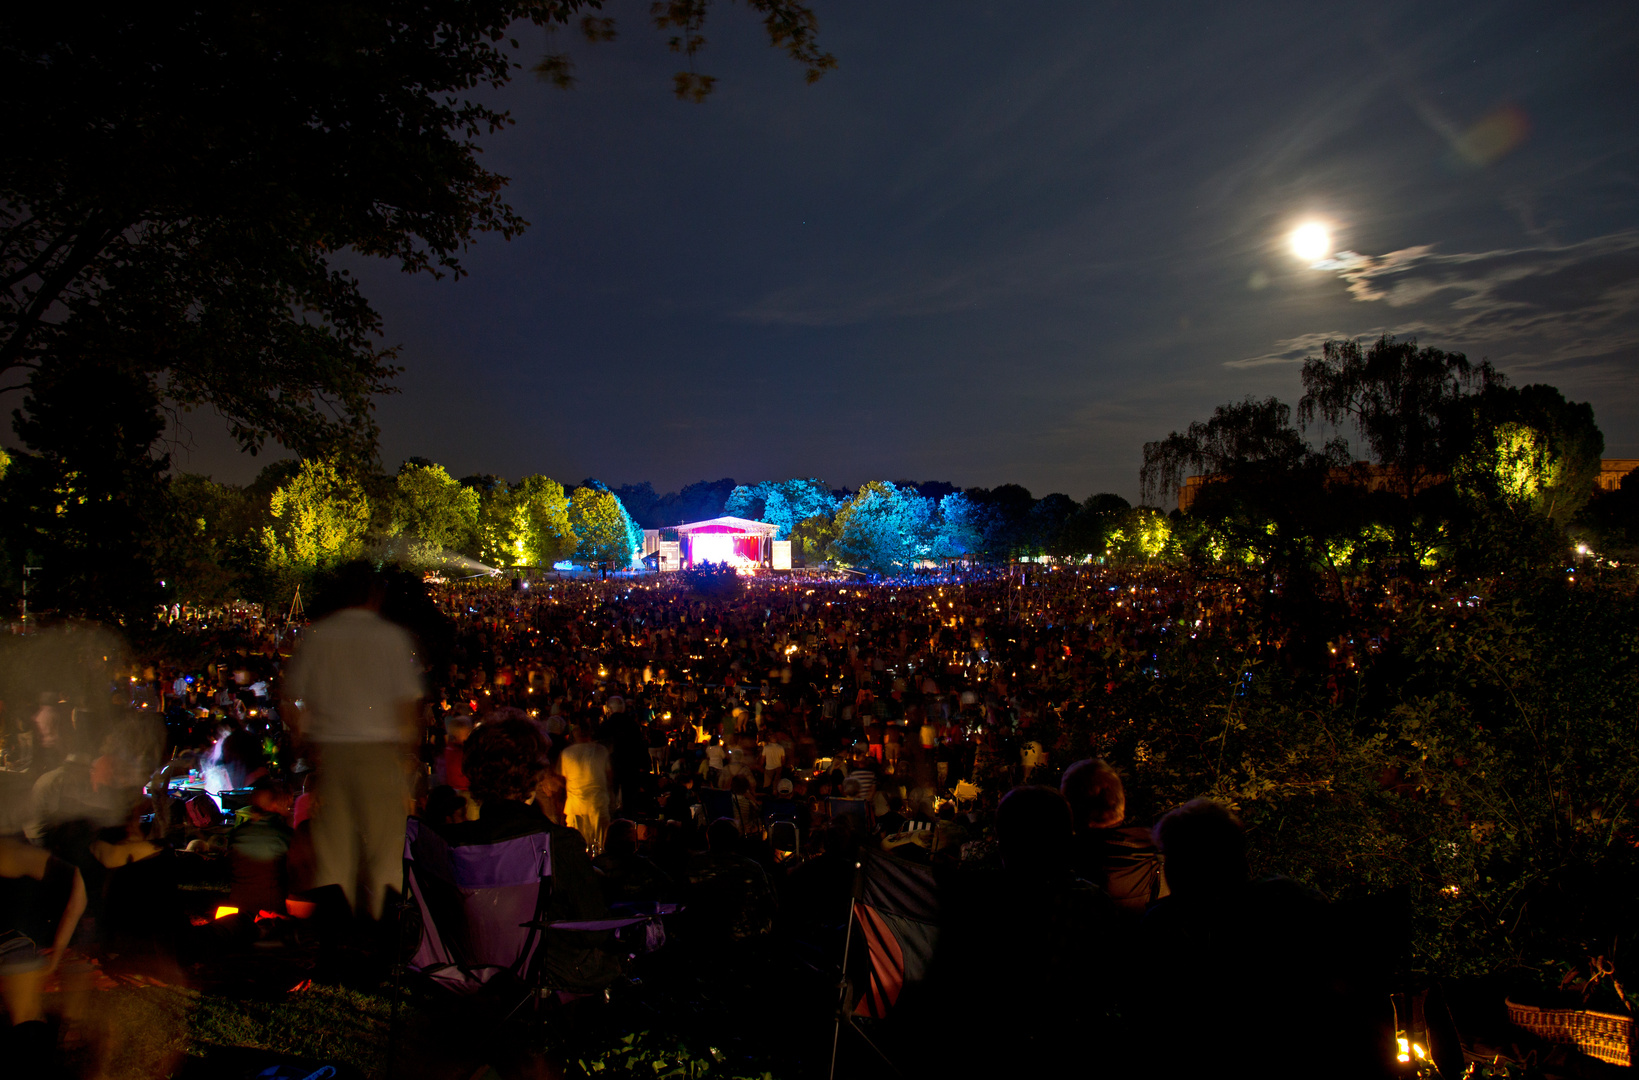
[516,475,577,567]
[569,483,639,567]
[261,458,371,576]
[391,462,480,556]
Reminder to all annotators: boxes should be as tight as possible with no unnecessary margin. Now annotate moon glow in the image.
[1291,222,1331,263]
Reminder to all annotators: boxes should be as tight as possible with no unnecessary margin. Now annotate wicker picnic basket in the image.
[1505,997,1634,1067]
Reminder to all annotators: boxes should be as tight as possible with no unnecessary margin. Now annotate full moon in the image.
[1291,222,1330,262]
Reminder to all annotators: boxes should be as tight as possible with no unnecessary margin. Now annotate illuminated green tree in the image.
[516,476,575,567]
[790,513,837,565]
[261,458,371,576]
[168,473,263,605]
[570,483,639,566]
[392,463,480,556]
[1458,384,1603,526]
[1056,493,1130,559]
[1105,507,1175,562]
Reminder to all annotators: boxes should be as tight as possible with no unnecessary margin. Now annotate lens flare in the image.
[1291,223,1330,262]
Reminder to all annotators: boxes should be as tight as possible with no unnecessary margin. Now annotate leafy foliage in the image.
[931,491,985,560]
[391,463,480,557]
[260,459,372,580]
[1,356,174,624]
[1141,396,1342,507]
[723,478,840,539]
[1456,384,1604,527]
[1063,568,1639,983]
[1298,335,1500,496]
[570,483,641,566]
[788,513,836,565]
[830,481,935,572]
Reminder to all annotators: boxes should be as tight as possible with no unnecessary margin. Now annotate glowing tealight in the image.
[1291,222,1330,262]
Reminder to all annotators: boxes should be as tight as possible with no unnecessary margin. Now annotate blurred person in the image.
[727,773,762,838]
[27,725,101,840]
[283,561,424,922]
[560,722,612,855]
[0,834,86,1069]
[436,712,473,791]
[227,777,295,921]
[683,819,775,944]
[759,734,786,792]
[421,784,467,829]
[764,778,810,836]
[914,786,1120,1074]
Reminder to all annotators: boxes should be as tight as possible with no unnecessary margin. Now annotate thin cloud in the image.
[1233,230,1639,371]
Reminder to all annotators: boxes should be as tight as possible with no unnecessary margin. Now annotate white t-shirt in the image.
[761,742,787,770]
[561,741,611,806]
[284,609,423,744]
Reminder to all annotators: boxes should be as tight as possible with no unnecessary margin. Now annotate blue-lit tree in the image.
[932,491,984,560]
[724,478,840,539]
[831,481,935,573]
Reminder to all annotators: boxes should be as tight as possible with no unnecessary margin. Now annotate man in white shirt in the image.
[759,738,786,792]
[283,564,423,920]
[559,724,612,855]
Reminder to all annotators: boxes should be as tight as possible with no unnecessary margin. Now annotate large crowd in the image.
[0,562,1419,1077]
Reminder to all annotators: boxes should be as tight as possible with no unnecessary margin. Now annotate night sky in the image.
[178,0,1639,502]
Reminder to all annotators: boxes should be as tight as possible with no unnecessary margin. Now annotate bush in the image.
[1060,567,1639,985]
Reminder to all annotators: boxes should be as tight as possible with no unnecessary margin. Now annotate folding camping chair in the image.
[768,818,801,860]
[400,817,659,1013]
[830,847,941,1080]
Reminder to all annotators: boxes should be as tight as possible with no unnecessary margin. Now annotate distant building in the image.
[1597,459,1639,494]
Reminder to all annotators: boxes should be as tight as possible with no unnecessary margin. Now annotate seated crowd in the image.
[0,569,1400,1077]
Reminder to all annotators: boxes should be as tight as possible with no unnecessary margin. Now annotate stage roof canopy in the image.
[674,516,779,537]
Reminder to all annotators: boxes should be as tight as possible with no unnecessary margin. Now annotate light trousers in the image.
[312,741,409,919]
[564,796,610,856]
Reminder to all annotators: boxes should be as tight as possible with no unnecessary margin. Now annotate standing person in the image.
[559,723,612,855]
[759,732,786,792]
[283,562,424,923]
[1,834,86,1070]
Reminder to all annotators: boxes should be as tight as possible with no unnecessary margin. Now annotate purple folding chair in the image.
[402,817,658,1001]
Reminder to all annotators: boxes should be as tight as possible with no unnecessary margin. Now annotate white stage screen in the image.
[692,534,737,566]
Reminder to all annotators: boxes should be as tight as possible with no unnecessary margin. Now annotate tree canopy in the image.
[569,483,640,566]
[1,3,833,463]
[1298,334,1500,495]
[392,463,481,557]
[830,481,935,572]
[261,458,372,578]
